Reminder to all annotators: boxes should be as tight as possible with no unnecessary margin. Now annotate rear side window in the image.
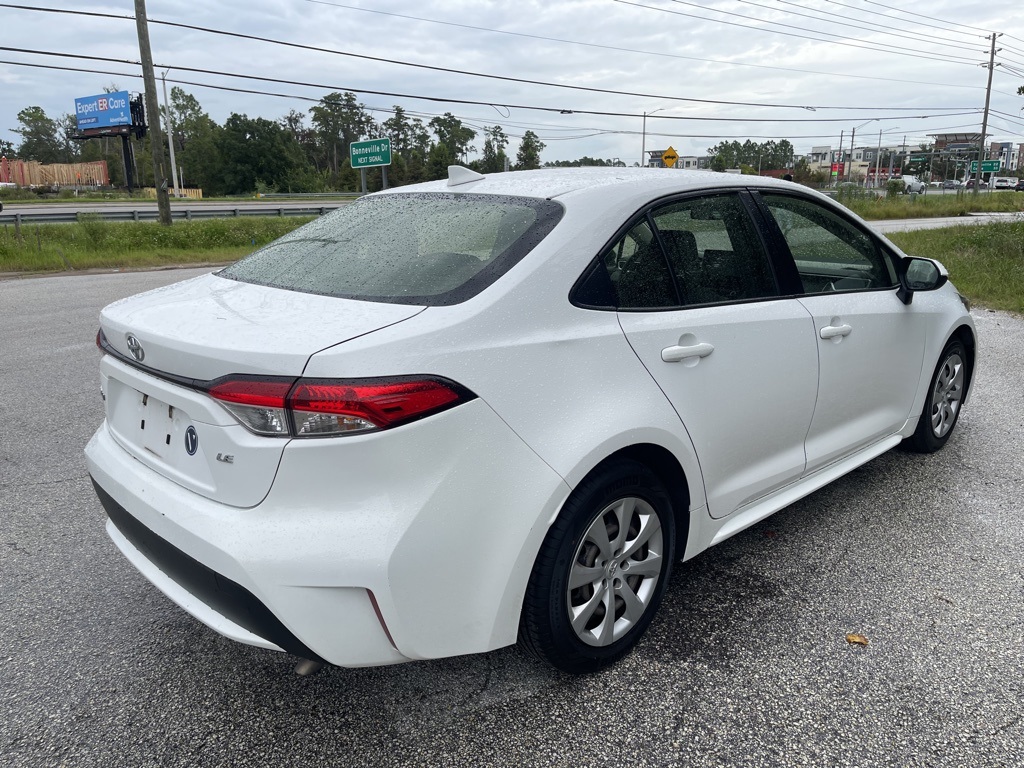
[651,194,777,305]
[220,193,564,305]
[584,192,779,310]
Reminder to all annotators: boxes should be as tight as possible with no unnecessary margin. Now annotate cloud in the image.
[2,0,1021,164]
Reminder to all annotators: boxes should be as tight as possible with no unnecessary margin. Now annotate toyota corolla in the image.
[86,167,975,674]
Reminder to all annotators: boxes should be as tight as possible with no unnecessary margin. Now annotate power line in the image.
[132,14,986,112]
[855,0,996,36]
[809,0,987,41]
[302,0,989,93]
[636,0,984,65]
[0,6,985,113]
[0,51,985,127]
[1,58,1003,153]
[989,109,1024,129]
[734,0,983,53]
[0,3,916,112]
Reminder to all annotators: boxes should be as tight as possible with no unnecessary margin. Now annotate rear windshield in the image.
[219,192,564,305]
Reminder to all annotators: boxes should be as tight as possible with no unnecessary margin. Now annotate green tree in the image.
[707,139,794,173]
[426,142,455,180]
[382,106,416,155]
[1,138,17,157]
[543,156,624,167]
[477,125,509,173]
[309,92,375,178]
[169,88,222,193]
[13,106,64,163]
[428,113,476,162]
[280,108,322,178]
[216,113,312,195]
[515,130,545,170]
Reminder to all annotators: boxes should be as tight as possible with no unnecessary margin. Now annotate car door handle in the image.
[662,342,715,362]
[819,324,852,340]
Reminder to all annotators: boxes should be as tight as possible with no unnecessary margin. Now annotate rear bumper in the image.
[85,398,571,667]
[93,479,323,661]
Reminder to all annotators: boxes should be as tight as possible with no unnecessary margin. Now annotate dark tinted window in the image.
[219,193,564,305]
[601,220,678,309]
[651,194,777,305]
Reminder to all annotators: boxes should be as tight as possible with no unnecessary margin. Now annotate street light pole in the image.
[847,127,856,183]
[872,128,882,188]
[641,112,648,167]
[873,126,900,188]
[641,108,666,167]
[847,119,877,183]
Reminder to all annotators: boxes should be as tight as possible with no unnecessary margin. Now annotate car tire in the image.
[907,339,967,453]
[519,458,675,673]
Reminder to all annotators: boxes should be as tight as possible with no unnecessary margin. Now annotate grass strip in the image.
[889,220,1024,313]
[0,216,311,273]
[840,190,1024,220]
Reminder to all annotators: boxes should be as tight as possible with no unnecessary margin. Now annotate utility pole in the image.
[160,70,181,198]
[134,0,172,225]
[974,31,1000,196]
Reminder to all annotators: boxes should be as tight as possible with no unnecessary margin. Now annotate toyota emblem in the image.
[125,334,145,362]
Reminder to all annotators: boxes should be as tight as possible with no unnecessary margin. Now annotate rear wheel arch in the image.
[516,444,694,672]
[609,444,692,558]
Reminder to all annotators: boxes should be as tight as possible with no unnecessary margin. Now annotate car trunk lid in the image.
[98,273,424,506]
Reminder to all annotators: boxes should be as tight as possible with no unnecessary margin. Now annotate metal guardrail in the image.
[0,204,346,226]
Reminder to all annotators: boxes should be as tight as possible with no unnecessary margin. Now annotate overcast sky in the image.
[2,0,1023,165]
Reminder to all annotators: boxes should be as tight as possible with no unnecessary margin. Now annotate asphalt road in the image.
[1,270,1022,767]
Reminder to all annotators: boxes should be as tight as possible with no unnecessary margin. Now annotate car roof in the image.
[369,167,802,203]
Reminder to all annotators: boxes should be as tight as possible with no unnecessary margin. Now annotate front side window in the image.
[760,194,897,293]
[219,193,564,305]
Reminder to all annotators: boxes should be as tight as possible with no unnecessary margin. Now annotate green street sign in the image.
[350,138,392,169]
[969,160,1001,173]
[911,155,928,162]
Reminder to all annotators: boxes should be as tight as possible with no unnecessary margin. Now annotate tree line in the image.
[5,89,816,194]
[4,89,560,195]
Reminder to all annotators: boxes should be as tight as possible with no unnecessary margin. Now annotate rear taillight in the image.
[205,376,474,438]
[207,377,295,436]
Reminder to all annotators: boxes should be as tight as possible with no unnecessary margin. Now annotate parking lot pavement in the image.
[1,270,1021,767]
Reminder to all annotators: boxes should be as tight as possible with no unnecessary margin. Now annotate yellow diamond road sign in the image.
[661,147,679,168]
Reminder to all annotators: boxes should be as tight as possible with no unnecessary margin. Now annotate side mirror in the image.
[897,257,948,305]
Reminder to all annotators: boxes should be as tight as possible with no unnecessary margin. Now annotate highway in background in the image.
[0,198,352,224]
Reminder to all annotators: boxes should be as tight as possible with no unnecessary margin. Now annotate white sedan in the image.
[86,167,975,674]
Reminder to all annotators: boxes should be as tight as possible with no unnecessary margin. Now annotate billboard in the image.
[74,91,132,131]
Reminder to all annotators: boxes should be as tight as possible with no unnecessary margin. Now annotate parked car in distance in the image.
[85,167,977,674]
[993,177,1018,189]
[1015,179,1024,191]
[942,180,959,189]
[899,175,926,194]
